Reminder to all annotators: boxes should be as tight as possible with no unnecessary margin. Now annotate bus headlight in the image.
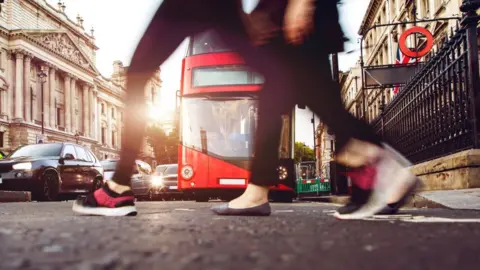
[151,176,164,187]
[181,165,194,180]
[278,166,288,180]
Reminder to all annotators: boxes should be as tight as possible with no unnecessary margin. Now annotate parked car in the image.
[101,159,156,200]
[0,143,103,201]
[152,164,182,200]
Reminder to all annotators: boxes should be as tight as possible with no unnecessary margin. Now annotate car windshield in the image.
[298,163,316,180]
[164,165,178,175]
[182,97,257,160]
[155,165,168,174]
[10,144,63,158]
[101,160,118,171]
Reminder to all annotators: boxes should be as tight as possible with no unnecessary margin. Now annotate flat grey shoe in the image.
[211,203,271,216]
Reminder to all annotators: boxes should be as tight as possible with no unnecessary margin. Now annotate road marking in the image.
[363,215,480,223]
[402,217,480,223]
[174,208,195,211]
[325,212,480,223]
[275,210,294,213]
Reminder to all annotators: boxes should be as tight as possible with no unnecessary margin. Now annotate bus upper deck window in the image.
[191,30,230,55]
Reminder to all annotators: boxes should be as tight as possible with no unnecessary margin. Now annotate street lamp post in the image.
[37,68,48,135]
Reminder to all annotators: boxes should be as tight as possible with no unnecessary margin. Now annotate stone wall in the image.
[411,149,480,191]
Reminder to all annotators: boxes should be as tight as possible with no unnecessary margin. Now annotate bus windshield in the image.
[181,97,257,160]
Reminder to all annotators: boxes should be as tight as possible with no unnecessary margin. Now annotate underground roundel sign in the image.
[399,26,434,58]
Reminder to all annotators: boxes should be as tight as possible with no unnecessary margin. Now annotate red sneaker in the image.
[72,184,137,216]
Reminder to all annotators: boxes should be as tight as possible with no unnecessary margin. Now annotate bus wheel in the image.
[273,193,294,203]
[195,195,209,202]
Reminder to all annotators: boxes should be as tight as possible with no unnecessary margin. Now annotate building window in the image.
[56,107,62,127]
[101,103,105,115]
[112,131,116,147]
[421,0,430,17]
[101,127,106,145]
[30,87,34,121]
[391,0,397,18]
[0,131,4,148]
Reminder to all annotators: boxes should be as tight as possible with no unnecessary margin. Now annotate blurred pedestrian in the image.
[73,0,418,219]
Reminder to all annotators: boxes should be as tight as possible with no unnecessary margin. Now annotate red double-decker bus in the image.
[177,30,296,202]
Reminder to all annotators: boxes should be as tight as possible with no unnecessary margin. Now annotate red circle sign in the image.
[399,26,434,58]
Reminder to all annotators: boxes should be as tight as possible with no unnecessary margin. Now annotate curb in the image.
[0,191,31,202]
[403,194,448,209]
[300,196,350,205]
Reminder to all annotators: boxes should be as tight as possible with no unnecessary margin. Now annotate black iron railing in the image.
[372,6,480,164]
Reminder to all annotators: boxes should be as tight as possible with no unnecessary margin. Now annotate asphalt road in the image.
[1,201,480,270]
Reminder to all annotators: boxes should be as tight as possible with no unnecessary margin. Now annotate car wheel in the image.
[92,177,103,192]
[39,171,60,201]
[148,190,155,201]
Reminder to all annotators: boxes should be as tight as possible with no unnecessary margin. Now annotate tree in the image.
[294,142,315,163]
[145,124,179,165]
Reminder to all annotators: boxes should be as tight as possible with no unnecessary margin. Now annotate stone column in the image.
[90,87,96,138]
[0,86,6,119]
[7,51,14,119]
[14,51,24,121]
[70,76,77,132]
[82,83,89,136]
[0,51,10,118]
[107,103,112,146]
[117,109,122,149]
[49,66,56,128]
[64,74,72,132]
[41,64,50,127]
[23,54,33,122]
[97,100,102,142]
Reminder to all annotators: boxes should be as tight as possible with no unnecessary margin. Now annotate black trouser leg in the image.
[301,55,382,151]
[113,0,243,186]
[248,86,294,186]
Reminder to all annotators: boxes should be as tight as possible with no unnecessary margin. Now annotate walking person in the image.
[73,0,418,219]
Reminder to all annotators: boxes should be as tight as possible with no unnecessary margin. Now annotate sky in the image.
[51,0,370,148]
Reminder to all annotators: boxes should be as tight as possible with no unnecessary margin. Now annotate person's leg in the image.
[73,0,225,216]
[297,53,417,219]
[208,26,298,215]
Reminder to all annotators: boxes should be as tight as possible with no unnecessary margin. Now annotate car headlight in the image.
[181,165,194,180]
[151,176,164,187]
[278,166,288,180]
[13,162,32,171]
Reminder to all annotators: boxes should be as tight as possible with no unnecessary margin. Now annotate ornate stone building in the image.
[316,0,462,180]
[315,123,335,179]
[343,0,462,122]
[0,0,159,163]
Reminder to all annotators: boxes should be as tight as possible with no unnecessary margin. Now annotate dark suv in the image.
[0,143,103,201]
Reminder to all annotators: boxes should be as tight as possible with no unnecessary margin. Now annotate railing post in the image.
[460,0,480,148]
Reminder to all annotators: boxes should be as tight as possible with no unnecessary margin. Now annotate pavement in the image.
[1,201,480,270]
[418,188,480,210]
